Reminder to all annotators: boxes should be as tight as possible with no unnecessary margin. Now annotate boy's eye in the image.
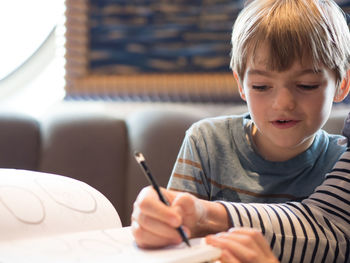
[252,85,268,91]
[298,85,319,90]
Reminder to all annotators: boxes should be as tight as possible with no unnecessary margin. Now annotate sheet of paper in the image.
[0,227,221,263]
[0,169,121,242]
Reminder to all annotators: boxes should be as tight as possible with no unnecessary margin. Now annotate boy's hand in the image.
[206,228,279,263]
[131,186,205,248]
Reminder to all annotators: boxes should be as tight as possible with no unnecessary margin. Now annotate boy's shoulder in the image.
[191,113,248,128]
[187,113,249,137]
[317,128,347,153]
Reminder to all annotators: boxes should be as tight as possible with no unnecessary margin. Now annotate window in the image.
[0,0,65,116]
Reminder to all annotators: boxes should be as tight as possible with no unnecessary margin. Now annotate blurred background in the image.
[0,0,348,118]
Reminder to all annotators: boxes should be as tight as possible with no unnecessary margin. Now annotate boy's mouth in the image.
[271,119,300,128]
[277,120,290,123]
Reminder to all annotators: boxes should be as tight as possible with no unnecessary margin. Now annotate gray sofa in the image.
[0,101,347,226]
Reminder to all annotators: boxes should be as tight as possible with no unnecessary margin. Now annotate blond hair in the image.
[230,0,350,87]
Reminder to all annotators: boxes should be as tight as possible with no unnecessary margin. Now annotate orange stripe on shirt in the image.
[177,158,202,169]
[173,173,298,200]
[172,173,203,184]
[175,159,299,200]
[208,178,298,200]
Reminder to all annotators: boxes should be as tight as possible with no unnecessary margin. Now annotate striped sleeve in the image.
[220,148,350,263]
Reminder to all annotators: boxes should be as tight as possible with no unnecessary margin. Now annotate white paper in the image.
[0,169,221,262]
[0,169,121,242]
[1,227,221,263]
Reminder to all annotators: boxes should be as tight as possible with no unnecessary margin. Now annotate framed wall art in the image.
[64,0,350,104]
[64,0,244,102]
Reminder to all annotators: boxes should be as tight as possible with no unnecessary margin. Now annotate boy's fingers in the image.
[207,229,279,263]
[172,192,205,225]
[229,228,274,257]
[131,186,197,248]
[134,187,181,227]
[132,209,179,237]
[131,220,181,248]
[206,234,259,262]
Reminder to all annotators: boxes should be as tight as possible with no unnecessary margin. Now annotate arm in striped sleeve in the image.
[219,148,350,263]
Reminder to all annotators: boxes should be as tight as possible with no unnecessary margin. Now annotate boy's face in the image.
[237,44,338,161]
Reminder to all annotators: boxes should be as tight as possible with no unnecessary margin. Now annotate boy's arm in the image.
[218,147,350,262]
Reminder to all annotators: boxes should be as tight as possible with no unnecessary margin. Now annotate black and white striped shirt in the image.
[220,148,350,263]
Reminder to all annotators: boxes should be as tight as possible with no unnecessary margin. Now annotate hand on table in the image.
[206,228,279,263]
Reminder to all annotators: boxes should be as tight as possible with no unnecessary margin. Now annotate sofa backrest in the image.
[39,110,128,222]
[0,112,40,170]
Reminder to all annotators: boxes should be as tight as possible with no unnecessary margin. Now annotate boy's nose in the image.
[271,88,296,111]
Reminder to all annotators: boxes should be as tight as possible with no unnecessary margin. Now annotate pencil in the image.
[134,151,191,247]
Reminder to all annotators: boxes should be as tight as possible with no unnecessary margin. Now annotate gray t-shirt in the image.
[167,113,346,203]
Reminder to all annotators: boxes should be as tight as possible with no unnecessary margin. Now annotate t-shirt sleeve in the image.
[167,127,211,200]
[219,148,350,263]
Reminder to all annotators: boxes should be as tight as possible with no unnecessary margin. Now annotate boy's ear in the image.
[233,72,246,101]
[334,70,350,103]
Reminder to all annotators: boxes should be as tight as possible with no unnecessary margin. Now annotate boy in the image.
[131,0,350,258]
[167,0,350,204]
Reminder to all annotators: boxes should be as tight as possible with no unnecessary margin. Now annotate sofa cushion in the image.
[0,113,40,170]
[38,110,128,223]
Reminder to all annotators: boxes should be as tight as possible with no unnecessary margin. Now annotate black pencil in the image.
[134,151,191,247]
